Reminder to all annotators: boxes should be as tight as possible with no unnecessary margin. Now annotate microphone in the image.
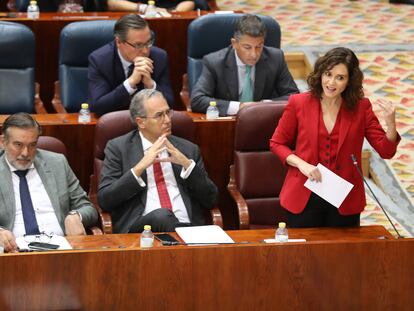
[351,154,403,239]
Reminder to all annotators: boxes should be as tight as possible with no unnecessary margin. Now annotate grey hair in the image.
[129,89,165,124]
[114,14,149,42]
[2,112,41,140]
[234,14,266,40]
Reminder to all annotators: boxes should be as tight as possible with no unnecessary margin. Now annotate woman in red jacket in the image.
[270,47,400,227]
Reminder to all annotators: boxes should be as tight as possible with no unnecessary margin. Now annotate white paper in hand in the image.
[304,163,353,208]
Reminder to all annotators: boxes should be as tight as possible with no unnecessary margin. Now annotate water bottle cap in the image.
[209,101,217,107]
[278,222,286,228]
[30,0,37,4]
[81,103,89,109]
[143,225,151,231]
[148,0,155,5]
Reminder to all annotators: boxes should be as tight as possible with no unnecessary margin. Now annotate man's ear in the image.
[0,135,5,148]
[231,37,237,48]
[136,117,145,130]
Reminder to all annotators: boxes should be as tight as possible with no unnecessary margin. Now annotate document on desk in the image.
[304,163,354,208]
[176,225,235,244]
[16,235,73,250]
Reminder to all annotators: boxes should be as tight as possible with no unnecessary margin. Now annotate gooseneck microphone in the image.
[351,154,403,239]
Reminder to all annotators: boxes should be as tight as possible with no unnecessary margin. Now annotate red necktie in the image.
[153,162,173,211]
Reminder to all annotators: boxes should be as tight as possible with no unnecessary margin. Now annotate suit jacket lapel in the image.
[169,137,192,219]
[304,96,320,164]
[338,102,353,154]
[254,53,268,101]
[0,156,17,226]
[34,153,63,223]
[113,42,127,84]
[130,132,147,184]
[225,49,239,100]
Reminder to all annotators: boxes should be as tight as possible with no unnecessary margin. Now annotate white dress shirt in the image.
[130,132,196,223]
[227,50,256,116]
[6,159,64,237]
[117,49,157,95]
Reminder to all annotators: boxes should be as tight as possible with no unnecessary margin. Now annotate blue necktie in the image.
[240,65,253,102]
[14,170,40,235]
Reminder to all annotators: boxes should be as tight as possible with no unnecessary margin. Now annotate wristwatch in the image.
[68,210,82,221]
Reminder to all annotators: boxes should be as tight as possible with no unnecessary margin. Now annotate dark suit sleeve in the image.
[98,140,146,212]
[271,50,299,101]
[88,52,131,116]
[190,56,231,116]
[180,144,218,210]
[152,49,174,107]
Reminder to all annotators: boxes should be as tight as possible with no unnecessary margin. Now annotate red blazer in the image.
[270,92,400,215]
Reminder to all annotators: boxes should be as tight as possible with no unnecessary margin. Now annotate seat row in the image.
[0,13,281,114]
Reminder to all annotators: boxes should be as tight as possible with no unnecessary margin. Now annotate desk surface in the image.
[1,226,413,311]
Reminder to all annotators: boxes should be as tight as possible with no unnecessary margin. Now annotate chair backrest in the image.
[0,21,36,114]
[233,102,287,228]
[59,20,115,112]
[187,14,281,94]
[37,136,67,156]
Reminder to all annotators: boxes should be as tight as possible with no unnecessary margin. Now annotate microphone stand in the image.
[351,154,403,239]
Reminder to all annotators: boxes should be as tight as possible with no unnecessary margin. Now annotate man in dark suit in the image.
[0,113,98,252]
[98,89,218,233]
[88,14,174,116]
[191,14,299,116]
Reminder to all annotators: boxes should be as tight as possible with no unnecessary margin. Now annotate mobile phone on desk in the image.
[154,233,179,245]
[28,241,60,251]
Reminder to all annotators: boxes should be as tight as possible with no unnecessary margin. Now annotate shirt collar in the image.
[234,50,253,69]
[139,131,153,152]
[117,48,132,74]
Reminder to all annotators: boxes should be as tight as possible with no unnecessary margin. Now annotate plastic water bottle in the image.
[275,222,289,242]
[206,101,219,120]
[145,1,157,18]
[140,225,154,248]
[78,103,91,123]
[27,0,40,19]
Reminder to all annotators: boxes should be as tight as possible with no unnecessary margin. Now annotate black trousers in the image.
[286,193,360,228]
[129,208,191,233]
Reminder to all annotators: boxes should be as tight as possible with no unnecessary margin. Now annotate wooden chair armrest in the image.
[227,165,250,230]
[88,226,103,235]
[51,81,68,113]
[209,207,223,228]
[180,73,192,112]
[207,0,219,10]
[34,82,48,114]
[89,174,113,234]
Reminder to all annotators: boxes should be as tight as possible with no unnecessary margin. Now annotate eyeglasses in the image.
[141,109,174,121]
[24,232,54,244]
[124,38,154,50]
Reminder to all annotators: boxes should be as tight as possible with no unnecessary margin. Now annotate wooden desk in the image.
[0,113,97,191]
[0,11,203,111]
[2,226,414,311]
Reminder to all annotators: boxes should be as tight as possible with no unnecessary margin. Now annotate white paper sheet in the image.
[16,235,73,251]
[304,163,354,208]
[175,225,234,244]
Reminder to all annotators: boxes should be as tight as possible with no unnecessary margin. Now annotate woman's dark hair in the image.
[307,47,364,110]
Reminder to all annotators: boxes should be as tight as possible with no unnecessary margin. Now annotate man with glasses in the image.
[88,14,174,116]
[98,89,218,233]
[191,14,299,116]
[0,113,98,252]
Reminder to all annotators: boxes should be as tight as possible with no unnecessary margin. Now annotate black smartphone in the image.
[154,233,179,244]
[28,241,60,251]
